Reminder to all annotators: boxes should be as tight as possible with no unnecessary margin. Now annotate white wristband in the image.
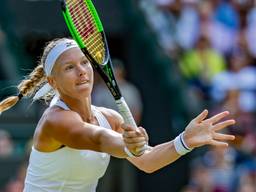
[174,132,193,155]
[180,132,193,151]
[124,146,136,158]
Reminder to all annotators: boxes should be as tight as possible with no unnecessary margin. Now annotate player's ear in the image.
[47,76,57,89]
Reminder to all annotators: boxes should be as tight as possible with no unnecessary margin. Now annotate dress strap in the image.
[53,99,70,110]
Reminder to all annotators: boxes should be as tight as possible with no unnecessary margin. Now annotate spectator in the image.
[4,163,27,192]
[179,35,226,100]
[186,146,236,192]
[0,130,14,157]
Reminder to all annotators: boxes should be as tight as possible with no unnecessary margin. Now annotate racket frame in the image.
[61,0,138,128]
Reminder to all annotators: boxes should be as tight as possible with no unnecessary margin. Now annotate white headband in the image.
[44,39,79,76]
[33,39,79,101]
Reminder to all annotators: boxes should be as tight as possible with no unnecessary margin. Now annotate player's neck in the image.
[60,96,93,123]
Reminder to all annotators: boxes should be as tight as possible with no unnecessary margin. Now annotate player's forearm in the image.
[63,125,128,158]
[130,141,181,173]
[97,128,128,158]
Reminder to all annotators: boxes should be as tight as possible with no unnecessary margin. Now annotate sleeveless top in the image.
[23,100,111,192]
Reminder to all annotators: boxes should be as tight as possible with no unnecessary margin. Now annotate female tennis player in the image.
[0,38,235,192]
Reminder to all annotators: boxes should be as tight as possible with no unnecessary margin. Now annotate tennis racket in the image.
[61,0,137,129]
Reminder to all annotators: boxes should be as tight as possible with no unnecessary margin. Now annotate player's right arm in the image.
[37,108,146,158]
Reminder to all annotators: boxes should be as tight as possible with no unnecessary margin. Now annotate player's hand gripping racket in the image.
[60,0,141,134]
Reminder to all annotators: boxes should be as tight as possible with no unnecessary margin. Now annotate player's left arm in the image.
[107,109,235,174]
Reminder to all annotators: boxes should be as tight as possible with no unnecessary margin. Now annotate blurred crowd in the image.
[140,0,256,191]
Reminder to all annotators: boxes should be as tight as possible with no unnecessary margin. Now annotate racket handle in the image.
[116,97,150,153]
[115,97,137,129]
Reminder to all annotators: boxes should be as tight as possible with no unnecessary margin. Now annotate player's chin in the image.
[75,84,92,94]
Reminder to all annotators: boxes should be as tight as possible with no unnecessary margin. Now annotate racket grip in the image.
[116,97,150,153]
[115,97,137,129]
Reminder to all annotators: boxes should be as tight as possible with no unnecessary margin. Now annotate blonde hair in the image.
[0,38,70,114]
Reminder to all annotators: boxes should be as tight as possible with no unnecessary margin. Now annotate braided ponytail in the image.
[0,38,69,114]
[0,64,46,114]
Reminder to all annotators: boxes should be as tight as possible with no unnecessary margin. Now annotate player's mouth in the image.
[76,80,90,86]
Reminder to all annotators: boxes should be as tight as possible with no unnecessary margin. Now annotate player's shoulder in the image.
[44,106,82,127]
[36,106,85,147]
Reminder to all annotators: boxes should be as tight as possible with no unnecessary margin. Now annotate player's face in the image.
[49,47,94,99]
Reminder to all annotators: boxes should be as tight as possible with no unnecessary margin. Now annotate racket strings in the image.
[68,1,95,36]
[72,6,94,35]
[66,0,105,64]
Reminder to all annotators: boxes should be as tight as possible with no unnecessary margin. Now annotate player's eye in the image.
[82,60,90,66]
[65,64,74,71]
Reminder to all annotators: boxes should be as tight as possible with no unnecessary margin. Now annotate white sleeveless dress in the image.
[23,100,111,192]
